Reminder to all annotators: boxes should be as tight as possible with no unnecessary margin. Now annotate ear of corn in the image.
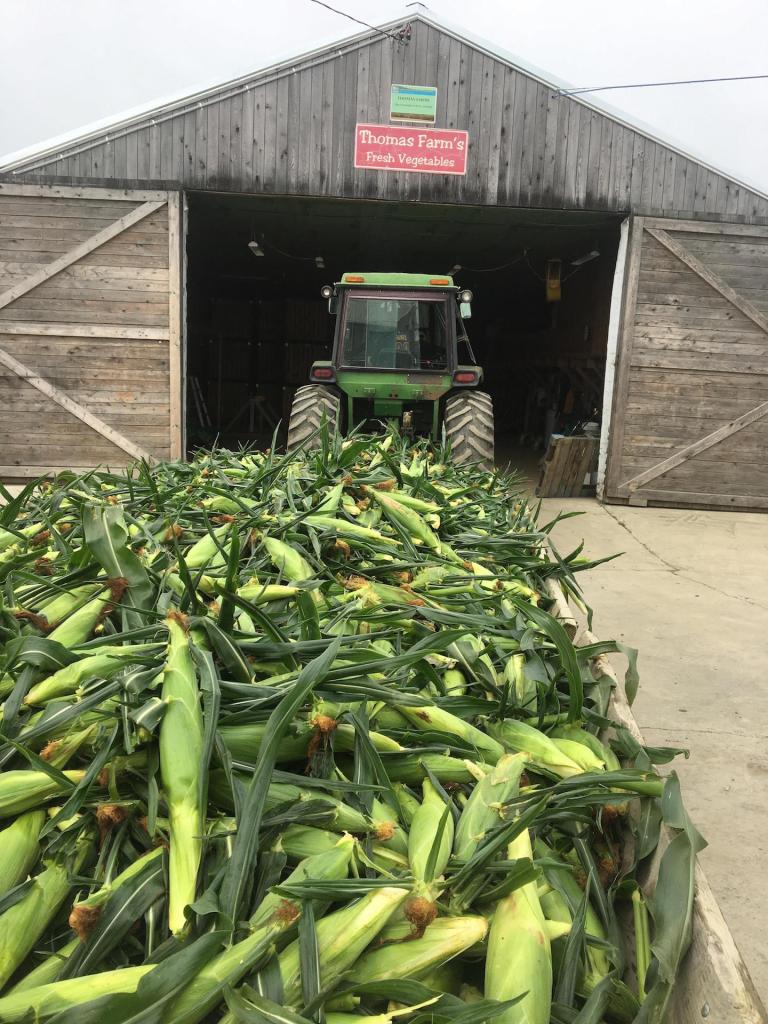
[249,834,355,929]
[0,809,45,898]
[408,779,454,886]
[24,646,160,706]
[485,829,552,1024]
[166,910,300,1024]
[7,937,78,993]
[347,915,488,984]
[69,846,164,937]
[46,586,116,648]
[396,701,504,764]
[454,753,526,861]
[0,770,85,819]
[488,719,584,778]
[0,964,153,1022]
[0,832,92,989]
[277,887,408,1006]
[184,523,232,570]
[159,613,204,935]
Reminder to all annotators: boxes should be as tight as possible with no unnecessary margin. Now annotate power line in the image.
[308,0,408,43]
[558,73,768,96]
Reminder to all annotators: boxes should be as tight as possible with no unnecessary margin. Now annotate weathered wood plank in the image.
[0,346,154,460]
[0,320,169,339]
[619,399,768,494]
[605,216,643,498]
[0,200,166,313]
[167,191,182,460]
[638,227,768,331]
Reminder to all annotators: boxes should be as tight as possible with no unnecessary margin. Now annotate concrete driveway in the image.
[541,497,768,1003]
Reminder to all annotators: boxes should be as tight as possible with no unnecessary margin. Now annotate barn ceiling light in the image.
[248,240,264,257]
[571,249,600,266]
[315,256,326,269]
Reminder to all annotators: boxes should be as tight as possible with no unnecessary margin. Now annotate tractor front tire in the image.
[286,385,341,451]
[444,391,495,469]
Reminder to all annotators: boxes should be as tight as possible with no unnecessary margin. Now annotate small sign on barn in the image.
[390,84,438,123]
[354,123,468,175]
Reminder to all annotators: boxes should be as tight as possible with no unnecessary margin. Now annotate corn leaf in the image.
[218,636,342,928]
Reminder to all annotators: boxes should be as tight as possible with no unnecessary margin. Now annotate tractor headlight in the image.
[458,289,473,303]
[320,285,334,299]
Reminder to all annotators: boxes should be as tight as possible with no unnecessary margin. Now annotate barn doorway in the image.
[184,191,621,489]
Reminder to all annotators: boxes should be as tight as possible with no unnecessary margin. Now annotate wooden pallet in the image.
[536,436,599,498]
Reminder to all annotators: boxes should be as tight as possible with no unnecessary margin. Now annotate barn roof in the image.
[2,11,766,219]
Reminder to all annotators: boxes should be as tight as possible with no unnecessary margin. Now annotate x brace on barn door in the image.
[619,225,768,498]
[0,200,166,463]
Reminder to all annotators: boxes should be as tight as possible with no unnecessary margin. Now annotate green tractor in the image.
[286,272,494,467]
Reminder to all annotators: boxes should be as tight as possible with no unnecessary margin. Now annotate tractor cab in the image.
[286,273,494,467]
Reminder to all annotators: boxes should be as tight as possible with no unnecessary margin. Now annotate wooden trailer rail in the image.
[544,578,768,1023]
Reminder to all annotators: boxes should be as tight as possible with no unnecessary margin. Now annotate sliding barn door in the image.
[606,216,768,510]
[0,184,183,479]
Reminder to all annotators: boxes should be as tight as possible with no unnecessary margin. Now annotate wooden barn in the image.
[1,11,767,510]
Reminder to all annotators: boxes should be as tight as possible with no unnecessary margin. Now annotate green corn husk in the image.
[0,770,85,819]
[549,736,606,773]
[488,720,583,778]
[0,810,45,898]
[505,654,537,710]
[280,825,341,860]
[549,726,622,773]
[0,833,92,990]
[0,964,153,1021]
[409,779,454,886]
[278,886,409,1006]
[218,720,402,766]
[249,834,355,929]
[165,911,299,1024]
[381,753,475,785]
[0,523,44,553]
[396,702,504,764]
[21,583,100,627]
[392,783,421,827]
[7,938,79,993]
[346,915,488,984]
[365,489,441,549]
[235,579,300,604]
[262,536,314,583]
[35,725,95,768]
[303,515,399,547]
[69,846,164,936]
[370,798,408,855]
[46,586,116,648]
[453,753,526,861]
[184,523,232,570]
[25,645,161,706]
[443,668,467,696]
[159,613,204,935]
[484,829,552,1024]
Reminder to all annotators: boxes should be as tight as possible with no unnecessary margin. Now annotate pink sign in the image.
[354,123,468,176]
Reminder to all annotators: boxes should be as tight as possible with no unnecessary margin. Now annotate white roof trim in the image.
[2,8,766,202]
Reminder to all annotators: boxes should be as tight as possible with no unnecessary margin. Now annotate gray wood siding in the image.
[4,20,767,223]
[605,217,768,509]
[0,185,182,477]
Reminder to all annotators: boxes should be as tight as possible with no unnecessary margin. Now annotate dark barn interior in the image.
[186,191,621,468]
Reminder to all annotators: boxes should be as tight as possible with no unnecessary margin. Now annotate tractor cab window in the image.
[341,296,449,370]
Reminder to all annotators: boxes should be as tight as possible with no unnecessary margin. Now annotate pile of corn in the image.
[0,432,701,1023]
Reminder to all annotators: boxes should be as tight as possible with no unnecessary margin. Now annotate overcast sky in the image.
[2,0,767,191]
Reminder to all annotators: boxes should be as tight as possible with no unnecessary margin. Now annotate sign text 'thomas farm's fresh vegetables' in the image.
[354,123,468,175]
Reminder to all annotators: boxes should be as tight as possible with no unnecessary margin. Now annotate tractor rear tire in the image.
[444,390,495,469]
[286,385,341,451]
